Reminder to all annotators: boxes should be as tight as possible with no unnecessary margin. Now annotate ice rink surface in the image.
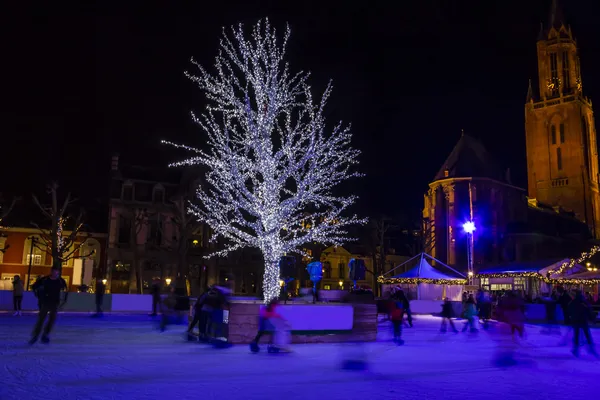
[0,313,598,400]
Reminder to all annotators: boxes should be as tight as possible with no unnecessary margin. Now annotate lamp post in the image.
[463,221,475,286]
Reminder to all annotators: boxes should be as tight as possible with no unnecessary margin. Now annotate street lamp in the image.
[463,221,476,285]
[165,278,172,286]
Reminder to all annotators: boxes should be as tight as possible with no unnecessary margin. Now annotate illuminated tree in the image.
[164,19,364,302]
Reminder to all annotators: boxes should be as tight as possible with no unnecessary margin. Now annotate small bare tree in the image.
[32,183,91,272]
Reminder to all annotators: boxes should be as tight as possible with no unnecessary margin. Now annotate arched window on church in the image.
[557,147,563,171]
[551,125,557,145]
[581,116,590,178]
[559,123,565,143]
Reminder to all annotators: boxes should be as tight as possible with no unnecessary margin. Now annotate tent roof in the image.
[393,256,464,280]
[478,259,585,277]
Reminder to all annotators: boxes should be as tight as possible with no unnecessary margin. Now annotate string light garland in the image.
[163,19,365,303]
[378,276,467,285]
[476,272,542,279]
[548,245,600,275]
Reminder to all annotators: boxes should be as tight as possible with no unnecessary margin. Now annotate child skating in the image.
[389,300,405,344]
[250,299,290,353]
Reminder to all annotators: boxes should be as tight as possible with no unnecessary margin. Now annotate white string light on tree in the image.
[163,19,365,302]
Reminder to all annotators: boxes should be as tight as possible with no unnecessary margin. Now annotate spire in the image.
[526,79,533,102]
[548,0,565,29]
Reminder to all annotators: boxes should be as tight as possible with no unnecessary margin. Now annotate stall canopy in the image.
[378,253,466,301]
[379,253,467,285]
[477,259,585,279]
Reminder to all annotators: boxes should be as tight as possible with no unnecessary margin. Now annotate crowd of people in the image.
[384,285,598,358]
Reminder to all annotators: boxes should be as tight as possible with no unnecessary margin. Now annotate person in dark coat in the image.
[393,289,413,327]
[29,267,68,344]
[94,280,106,317]
[149,279,161,317]
[12,275,24,316]
[440,297,458,333]
[557,287,572,325]
[569,291,598,358]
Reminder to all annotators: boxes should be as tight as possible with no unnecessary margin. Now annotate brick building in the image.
[525,0,600,238]
[0,227,106,292]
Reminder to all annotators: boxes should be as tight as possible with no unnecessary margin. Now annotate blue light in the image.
[463,221,476,234]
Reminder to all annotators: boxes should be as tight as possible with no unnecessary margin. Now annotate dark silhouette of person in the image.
[29,266,68,344]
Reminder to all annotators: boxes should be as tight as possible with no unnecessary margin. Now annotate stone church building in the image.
[423,1,596,269]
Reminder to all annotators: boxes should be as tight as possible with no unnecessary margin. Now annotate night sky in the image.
[2,0,599,220]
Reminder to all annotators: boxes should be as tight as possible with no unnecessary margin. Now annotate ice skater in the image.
[12,275,24,316]
[440,298,458,333]
[568,291,597,358]
[93,279,105,317]
[393,289,412,327]
[250,299,278,352]
[29,266,68,344]
[462,295,478,333]
[187,289,209,342]
[389,300,405,344]
[476,290,492,330]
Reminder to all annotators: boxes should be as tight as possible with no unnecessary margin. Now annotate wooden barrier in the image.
[226,301,378,344]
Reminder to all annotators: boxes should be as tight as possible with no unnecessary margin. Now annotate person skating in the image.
[557,287,572,325]
[476,290,492,330]
[569,291,598,358]
[149,279,161,317]
[393,289,413,327]
[389,300,405,344]
[250,299,283,352]
[93,279,105,317]
[187,289,208,341]
[29,266,68,344]
[12,275,24,316]
[462,295,478,333]
[440,297,458,333]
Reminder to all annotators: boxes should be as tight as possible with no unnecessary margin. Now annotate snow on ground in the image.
[0,313,598,400]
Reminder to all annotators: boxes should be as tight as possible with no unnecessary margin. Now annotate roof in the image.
[433,134,507,183]
[113,164,183,185]
[478,259,567,275]
[393,257,464,280]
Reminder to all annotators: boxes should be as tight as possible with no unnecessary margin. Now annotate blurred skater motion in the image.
[250,299,291,353]
[29,266,68,345]
[492,291,525,366]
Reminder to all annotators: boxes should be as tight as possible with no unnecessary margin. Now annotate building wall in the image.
[423,178,527,269]
[0,228,107,292]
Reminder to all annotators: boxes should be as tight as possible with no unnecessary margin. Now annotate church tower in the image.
[525,0,600,237]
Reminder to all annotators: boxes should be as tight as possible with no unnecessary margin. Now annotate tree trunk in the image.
[128,228,138,294]
[262,253,281,303]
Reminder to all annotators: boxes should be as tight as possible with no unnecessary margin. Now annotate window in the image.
[26,254,42,265]
[122,184,133,201]
[562,51,570,90]
[490,283,512,291]
[2,273,17,280]
[557,147,562,170]
[479,277,490,290]
[148,215,163,246]
[323,285,331,290]
[153,187,165,203]
[550,53,559,96]
[551,125,556,144]
[0,237,6,263]
[559,123,565,143]
[323,262,331,279]
[118,215,131,244]
[338,262,345,279]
